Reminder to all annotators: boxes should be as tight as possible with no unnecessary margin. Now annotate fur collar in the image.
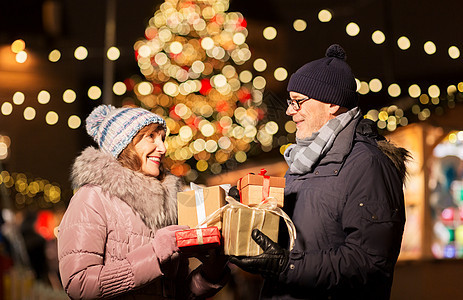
[71,147,183,231]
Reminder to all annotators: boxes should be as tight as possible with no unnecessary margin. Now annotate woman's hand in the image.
[152,225,188,263]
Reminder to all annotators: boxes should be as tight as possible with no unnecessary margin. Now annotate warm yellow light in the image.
[448,46,460,59]
[107,46,120,60]
[388,84,401,97]
[113,82,127,95]
[0,142,7,159]
[233,32,246,45]
[192,61,205,73]
[16,51,27,63]
[213,74,227,88]
[201,37,214,50]
[263,27,277,40]
[346,22,360,36]
[253,76,266,89]
[419,94,429,105]
[318,10,332,22]
[23,107,36,120]
[408,84,421,98]
[239,70,253,83]
[68,115,81,129]
[285,121,296,133]
[235,151,247,163]
[63,89,76,103]
[13,92,25,105]
[378,111,388,121]
[1,102,13,115]
[163,82,179,96]
[424,41,436,55]
[366,109,379,121]
[218,136,231,149]
[138,45,151,57]
[358,81,369,95]
[88,86,102,100]
[369,78,382,92]
[293,19,307,31]
[137,82,153,95]
[205,140,218,153]
[201,123,215,137]
[48,49,61,62]
[253,58,267,72]
[447,85,457,95]
[11,39,26,53]
[169,41,183,54]
[397,36,410,50]
[428,85,440,98]
[274,67,288,81]
[74,46,88,60]
[196,160,208,172]
[371,30,385,44]
[45,111,59,125]
[38,90,51,104]
[265,121,279,135]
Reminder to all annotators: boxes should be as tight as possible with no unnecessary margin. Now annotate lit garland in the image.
[0,170,62,210]
[132,0,274,180]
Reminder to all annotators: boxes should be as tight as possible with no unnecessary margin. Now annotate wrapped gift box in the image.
[177,185,226,229]
[223,206,280,256]
[237,171,285,207]
[175,227,221,254]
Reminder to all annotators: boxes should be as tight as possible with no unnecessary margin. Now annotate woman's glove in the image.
[153,225,188,264]
[229,229,289,279]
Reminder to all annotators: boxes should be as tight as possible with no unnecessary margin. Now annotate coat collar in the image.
[71,147,182,231]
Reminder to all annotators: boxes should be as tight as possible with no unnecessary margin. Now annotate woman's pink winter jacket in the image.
[58,147,227,299]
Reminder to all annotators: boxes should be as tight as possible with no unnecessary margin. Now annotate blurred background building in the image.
[0,0,462,298]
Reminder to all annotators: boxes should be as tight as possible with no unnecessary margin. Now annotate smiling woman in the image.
[118,122,167,178]
[57,104,230,299]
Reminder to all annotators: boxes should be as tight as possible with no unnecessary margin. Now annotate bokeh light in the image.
[263,27,277,40]
[293,19,307,31]
[318,10,332,22]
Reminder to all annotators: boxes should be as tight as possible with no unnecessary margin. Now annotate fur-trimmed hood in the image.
[356,119,411,183]
[71,147,183,231]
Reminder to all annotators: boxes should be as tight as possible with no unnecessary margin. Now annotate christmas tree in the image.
[133,0,276,182]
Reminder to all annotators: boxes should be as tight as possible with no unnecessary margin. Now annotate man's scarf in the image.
[284,107,360,175]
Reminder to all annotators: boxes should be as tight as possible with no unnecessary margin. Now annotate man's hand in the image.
[229,229,289,279]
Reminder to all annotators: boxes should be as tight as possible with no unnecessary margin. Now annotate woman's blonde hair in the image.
[117,123,166,179]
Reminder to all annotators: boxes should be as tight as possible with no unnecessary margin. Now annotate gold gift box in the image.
[237,173,285,208]
[223,206,280,256]
[177,186,226,230]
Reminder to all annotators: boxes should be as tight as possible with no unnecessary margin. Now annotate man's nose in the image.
[286,105,296,116]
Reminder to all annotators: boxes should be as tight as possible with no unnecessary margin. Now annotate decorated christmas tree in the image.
[132,0,277,182]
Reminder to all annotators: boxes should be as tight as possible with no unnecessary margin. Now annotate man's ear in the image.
[328,104,346,115]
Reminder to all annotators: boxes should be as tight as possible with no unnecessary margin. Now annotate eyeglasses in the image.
[286,97,310,111]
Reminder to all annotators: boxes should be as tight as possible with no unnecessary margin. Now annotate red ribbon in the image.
[238,168,271,204]
[259,168,270,201]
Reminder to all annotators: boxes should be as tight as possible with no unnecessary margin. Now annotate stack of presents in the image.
[175,169,295,256]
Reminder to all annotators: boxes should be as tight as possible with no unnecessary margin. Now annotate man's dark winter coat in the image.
[261,118,409,300]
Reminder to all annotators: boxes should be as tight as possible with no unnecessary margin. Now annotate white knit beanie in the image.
[85,104,167,158]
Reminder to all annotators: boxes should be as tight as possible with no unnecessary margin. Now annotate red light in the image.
[199,79,212,95]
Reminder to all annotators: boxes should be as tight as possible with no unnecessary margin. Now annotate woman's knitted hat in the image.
[85,104,167,158]
[287,44,358,108]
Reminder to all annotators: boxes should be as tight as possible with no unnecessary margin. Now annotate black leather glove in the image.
[229,229,289,279]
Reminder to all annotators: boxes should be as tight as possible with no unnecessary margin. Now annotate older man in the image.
[231,44,410,300]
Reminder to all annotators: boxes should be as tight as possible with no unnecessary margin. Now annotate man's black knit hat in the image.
[287,44,358,109]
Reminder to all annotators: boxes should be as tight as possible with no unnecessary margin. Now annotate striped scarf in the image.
[284,107,360,175]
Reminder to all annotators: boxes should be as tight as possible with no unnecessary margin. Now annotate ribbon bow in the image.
[197,196,296,251]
